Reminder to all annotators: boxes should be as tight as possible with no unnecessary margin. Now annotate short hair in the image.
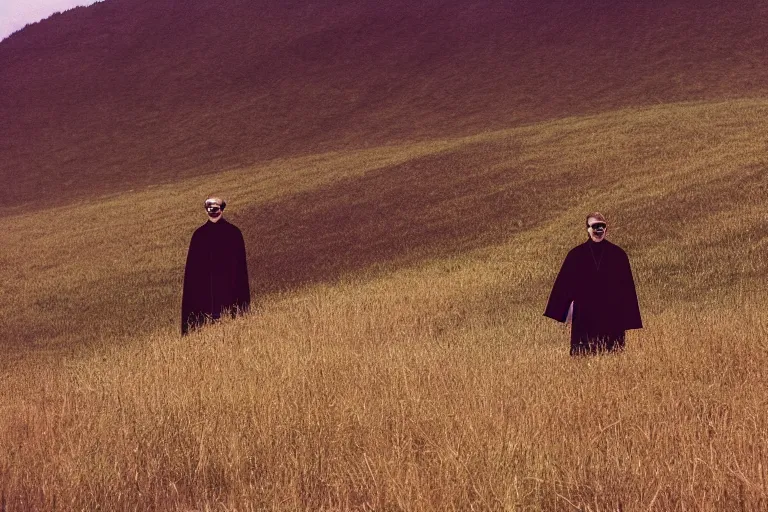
[585,211,606,226]
[204,196,227,210]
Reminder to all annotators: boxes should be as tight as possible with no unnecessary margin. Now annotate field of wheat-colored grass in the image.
[1,100,767,510]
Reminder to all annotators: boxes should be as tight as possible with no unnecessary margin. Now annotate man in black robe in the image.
[181,197,251,335]
[544,212,642,355]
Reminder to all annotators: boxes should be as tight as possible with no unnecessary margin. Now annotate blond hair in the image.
[585,211,606,226]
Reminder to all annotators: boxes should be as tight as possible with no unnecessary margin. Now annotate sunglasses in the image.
[588,222,606,231]
[206,206,221,214]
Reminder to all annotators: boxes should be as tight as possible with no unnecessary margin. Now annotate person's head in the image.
[204,197,226,223]
[586,212,607,242]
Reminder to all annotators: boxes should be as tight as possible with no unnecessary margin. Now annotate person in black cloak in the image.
[544,212,642,355]
[181,196,251,335]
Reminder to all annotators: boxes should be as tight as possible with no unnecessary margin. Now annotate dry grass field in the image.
[3,1,768,510]
[2,98,767,510]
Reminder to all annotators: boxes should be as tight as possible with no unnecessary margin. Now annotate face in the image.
[587,217,607,242]
[206,204,223,222]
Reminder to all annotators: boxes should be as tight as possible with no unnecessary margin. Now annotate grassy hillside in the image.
[2,0,768,508]
[4,99,765,352]
[1,99,767,509]
[2,0,768,210]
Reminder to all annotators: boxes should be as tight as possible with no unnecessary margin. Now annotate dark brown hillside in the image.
[1,0,767,210]
[241,139,567,297]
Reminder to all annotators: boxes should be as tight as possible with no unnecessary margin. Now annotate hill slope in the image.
[2,2,768,508]
[3,99,766,351]
[2,0,768,209]
[1,99,767,509]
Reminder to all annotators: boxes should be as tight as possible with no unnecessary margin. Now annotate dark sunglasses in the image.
[206,206,221,213]
[588,222,606,230]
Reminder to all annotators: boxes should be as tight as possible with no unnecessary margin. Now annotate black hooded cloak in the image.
[181,218,251,335]
[544,239,642,355]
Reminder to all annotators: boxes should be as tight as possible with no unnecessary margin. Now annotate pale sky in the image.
[0,0,104,41]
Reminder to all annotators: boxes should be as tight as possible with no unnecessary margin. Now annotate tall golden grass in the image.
[1,100,767,509]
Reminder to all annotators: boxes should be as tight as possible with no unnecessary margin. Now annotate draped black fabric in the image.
[544,239,642,355]
[181,218,251,335]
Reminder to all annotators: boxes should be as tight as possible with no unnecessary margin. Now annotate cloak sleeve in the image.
[619,251,643,330]
[544,250,577,323]
[181,231,204,335]
[233,228,251,314]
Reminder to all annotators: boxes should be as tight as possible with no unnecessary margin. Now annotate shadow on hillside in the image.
[236,142,580,298]
[7,0,768,211]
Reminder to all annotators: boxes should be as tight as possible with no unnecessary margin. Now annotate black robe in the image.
[544,239,642,355]
[181,218,251,335]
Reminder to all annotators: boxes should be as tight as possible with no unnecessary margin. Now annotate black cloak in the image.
[544,239,642,355]
[181,218,251,335]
